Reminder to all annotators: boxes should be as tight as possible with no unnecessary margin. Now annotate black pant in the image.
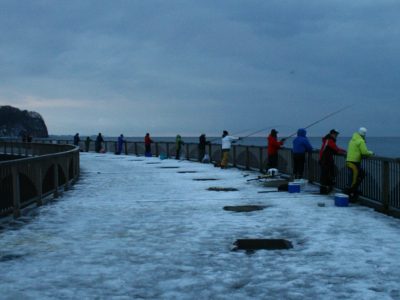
[176,147,181,159]
[320,161,335,194]
[145,144,151,154]
[199,148,205,162]
[293,153,305,179]
[267,154,278,169]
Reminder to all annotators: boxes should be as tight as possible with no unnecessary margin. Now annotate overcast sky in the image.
[0,0,399,137]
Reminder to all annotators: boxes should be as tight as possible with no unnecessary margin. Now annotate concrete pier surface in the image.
[1,153,400,299]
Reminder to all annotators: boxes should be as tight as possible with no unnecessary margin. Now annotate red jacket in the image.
[267,135,284,155]
[145,136,153,145]
[319,135,345,163]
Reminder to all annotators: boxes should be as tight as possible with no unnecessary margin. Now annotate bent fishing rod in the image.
[239,124,282,140]
[284,104,354,139]
[209,125,279,142]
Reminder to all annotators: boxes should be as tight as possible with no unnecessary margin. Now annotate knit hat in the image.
[358,127,367,136]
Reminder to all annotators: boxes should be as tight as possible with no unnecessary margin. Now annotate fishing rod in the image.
[209,126,278,143]
[208,127,255,142]
[239,124,282,140]
[284,104,354,139]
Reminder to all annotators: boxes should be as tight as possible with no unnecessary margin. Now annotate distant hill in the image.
[0,105,49,138]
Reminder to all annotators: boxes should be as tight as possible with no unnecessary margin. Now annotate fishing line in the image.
[284,104,354,139]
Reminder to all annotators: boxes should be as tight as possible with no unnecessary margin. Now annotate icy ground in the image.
[1,153,400,300]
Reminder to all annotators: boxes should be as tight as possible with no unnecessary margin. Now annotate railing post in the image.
[306,153,313,182]
[134,142,138,156]
[64,160,70,191]
[259,147,264,172]
[155,143,159,157]
[186,144,190,160]
[125,142,128,155]
[53,162,59,198]
[232,146,237,167]
[36,166,43,206]
[11,166,21,218]
[246,146,250,170]
[382,160,390,213]
[166,143,170,158]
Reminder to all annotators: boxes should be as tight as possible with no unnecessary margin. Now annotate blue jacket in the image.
[117,136,125,151]
[292,129,313,154]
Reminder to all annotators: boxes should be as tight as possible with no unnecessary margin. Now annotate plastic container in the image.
[334,193,349,207]
[288,182,301,193]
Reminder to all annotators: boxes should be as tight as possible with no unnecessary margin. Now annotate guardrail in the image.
[31,139,400,217]
[0,141,80,218]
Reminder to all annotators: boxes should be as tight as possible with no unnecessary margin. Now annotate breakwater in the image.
[46,138,400,217]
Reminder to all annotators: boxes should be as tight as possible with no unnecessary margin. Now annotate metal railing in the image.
[29,138,400,217]
[0,141,80,218]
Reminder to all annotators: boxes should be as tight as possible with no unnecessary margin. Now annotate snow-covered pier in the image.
[1,153,400,299]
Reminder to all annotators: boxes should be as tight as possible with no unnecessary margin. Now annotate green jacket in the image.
[176,135,184,148]
[346,132,373,163]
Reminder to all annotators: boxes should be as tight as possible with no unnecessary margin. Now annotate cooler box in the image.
[334,193,349,207]
[288,182,301,193]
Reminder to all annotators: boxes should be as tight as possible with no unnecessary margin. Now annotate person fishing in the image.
[85,136,91,152]
[144,133,153,157]
[292,128,313,179]
[95,133,104,153]
[319,129,346,194]
[267,129,286,170]
[345,127,374,201]
[198,133,210,162]
[175,134,184,159]
[73,133,80,146]
[220,130,240,169]
[116,134,125,155]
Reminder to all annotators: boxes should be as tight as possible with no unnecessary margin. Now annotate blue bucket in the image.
[288,182,301,193]
[334,193,349,207]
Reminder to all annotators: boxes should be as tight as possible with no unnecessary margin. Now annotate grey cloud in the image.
[0,0,399,136]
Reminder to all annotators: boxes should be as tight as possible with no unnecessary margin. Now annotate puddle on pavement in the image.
[0,253,25,262]
[223,205,267,212]
[159,166,180,169]
[232,239,293,252]
[193,178,219,181]
[177,171,197,174]
[207,187,238,192]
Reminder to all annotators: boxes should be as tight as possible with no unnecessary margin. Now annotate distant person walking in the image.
[175,134,184,159]
[95,133,104,153]
[116,134,125,155]
[198,133,210,162]
[73,133,80,146]
[220,130,240,169]
[85,136,91,152]
[346,127,374,201]
[267,129,285,170]
[144,133,153,157]
[292,128,313,179]
[319,129,346,194]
